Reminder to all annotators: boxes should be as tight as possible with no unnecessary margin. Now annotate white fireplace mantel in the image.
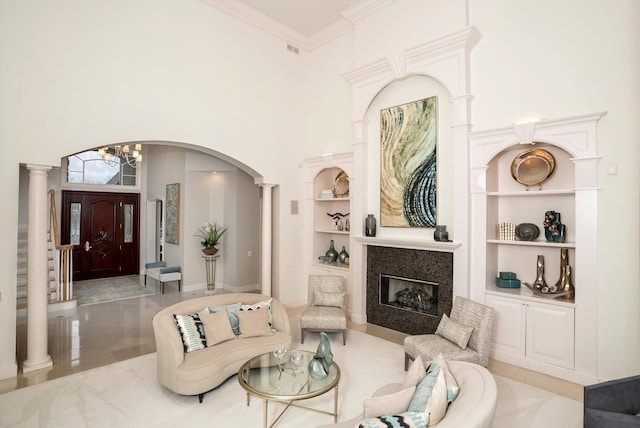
[354,236,461,253]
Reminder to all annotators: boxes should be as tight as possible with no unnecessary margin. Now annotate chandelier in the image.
[98,144,142,168]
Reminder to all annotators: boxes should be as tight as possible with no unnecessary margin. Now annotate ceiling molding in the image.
[341,0,395,23]
[201,0,396,52]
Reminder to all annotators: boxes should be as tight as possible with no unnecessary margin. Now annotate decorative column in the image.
[259,184,276,296]
[23,164,53,374]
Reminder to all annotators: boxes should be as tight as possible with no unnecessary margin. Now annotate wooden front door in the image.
[62,191,140,281]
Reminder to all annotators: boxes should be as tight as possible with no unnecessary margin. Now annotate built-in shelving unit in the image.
[469,112,605,385]
[304,153,354,304]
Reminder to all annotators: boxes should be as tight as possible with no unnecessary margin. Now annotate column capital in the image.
[257,183,277,190]
[25,164,53,172]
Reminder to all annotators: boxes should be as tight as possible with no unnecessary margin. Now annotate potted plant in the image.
[194,221,227,255]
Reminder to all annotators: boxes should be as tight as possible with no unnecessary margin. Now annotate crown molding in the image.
[201,0,396,52]
[341,0,395,23]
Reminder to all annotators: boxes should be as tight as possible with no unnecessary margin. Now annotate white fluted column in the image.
[259,184,275,297]
[23,164,53,373]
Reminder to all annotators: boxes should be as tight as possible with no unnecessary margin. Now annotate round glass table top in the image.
[238,350,340,400]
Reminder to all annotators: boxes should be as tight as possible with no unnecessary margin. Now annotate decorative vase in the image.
[202,247,218,256]
[308,331,334,380]
[365,214,377,237]
[325,240,338,262]
[308,355,329,380]
[317,332,333,367]
[543,211,566,243]
[556,248,575,299]
[532,255,548,291]
[434,225,449,242]
[338,246,349,265]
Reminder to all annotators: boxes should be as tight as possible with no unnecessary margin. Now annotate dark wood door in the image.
[62,191,140,281]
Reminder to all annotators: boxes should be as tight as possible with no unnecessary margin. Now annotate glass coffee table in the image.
[237,350,340,428]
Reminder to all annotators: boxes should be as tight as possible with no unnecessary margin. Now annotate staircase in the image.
[16,190,78,314]
[16,229,27,313]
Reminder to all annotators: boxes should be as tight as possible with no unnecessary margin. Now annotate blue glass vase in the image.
[308,332,333,380]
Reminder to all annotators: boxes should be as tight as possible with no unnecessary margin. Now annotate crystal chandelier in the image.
[98,144,142,168]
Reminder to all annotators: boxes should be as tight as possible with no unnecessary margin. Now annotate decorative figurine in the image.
[308,332,333,380]
[543,210,566,243]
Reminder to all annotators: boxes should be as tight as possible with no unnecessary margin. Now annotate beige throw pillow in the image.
[402,355,426,389]
[237,307,273,338]
[313,291,345,308]
[363,386,417,419]
[435,314,474,349]
[200,310,236,346]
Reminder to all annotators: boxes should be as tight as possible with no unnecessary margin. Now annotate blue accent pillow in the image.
[408,366,441,412]
[208,303,241,335]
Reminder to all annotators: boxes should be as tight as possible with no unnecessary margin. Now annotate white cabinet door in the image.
[485,294,526,357]
[486,294,575,370]
[525,301,575,369]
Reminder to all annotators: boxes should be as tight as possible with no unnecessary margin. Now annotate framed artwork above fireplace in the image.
[380,96,438,228]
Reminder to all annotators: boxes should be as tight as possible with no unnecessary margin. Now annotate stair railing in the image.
[49,189,74,301]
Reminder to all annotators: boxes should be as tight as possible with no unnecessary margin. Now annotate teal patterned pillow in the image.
[173,313,206,352]
[208,303,242,335]
[358,412,428,428]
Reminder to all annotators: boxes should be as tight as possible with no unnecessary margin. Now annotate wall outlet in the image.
[247,250,252,257]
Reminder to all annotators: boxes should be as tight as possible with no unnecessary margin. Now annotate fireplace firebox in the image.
[380,274,438,316]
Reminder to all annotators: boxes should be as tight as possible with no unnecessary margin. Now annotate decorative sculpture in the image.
[543,211,566,243]
[308,332,333,380]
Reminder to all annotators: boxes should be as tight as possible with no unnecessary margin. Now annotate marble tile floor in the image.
[0,277,584,405]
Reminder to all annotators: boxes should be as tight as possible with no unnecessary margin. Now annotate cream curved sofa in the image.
[319,361,497,428]
[152,293,291,402]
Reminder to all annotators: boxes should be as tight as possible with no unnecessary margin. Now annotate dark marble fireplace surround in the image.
[366,246,453,335]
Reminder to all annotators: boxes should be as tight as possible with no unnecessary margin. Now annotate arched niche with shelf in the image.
[469,112,605,385]
[303,153,354,309]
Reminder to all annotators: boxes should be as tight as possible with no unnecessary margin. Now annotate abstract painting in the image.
[380,96,437,227]
[165,183,180,244]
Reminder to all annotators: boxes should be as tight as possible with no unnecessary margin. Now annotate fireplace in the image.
[380,274,438,316]
[367,246,453,335]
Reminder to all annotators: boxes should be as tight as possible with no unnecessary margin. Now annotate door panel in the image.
[62,191,140,281]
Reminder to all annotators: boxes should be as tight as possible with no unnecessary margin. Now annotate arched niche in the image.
[342,27,481,324]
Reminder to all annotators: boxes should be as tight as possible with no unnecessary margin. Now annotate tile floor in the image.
[0,276,584,404]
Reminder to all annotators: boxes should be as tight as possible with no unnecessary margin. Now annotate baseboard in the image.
[0,362,18,381]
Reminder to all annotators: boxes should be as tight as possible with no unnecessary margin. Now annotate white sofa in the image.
[152,293,292,402]
[319,361,497,428]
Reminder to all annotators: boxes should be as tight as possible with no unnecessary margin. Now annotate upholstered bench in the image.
[145,261,182,294]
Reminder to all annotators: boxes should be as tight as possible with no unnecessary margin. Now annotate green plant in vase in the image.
[194,221,227,255]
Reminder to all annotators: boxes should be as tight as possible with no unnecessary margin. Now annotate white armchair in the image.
[300,275,347,345]
[404,296,494,369]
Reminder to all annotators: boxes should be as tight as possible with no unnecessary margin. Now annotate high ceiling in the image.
[238,0,361,37]
[202,0,391,51]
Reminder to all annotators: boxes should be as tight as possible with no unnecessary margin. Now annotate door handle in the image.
[85,241,93,252]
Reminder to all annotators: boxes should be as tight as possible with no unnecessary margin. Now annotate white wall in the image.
[468,0,640,381]
[0,0,638,383]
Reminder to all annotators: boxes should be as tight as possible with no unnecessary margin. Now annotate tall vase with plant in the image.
[194,221,227,255]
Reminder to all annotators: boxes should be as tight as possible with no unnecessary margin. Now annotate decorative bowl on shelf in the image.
[333,171,349,197]
[515,223,540,241]
[510,148,556,187]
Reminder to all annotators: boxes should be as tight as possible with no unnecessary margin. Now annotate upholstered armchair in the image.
[584,375,640,427]
[404,296,494,369]
[300,275,347,345]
